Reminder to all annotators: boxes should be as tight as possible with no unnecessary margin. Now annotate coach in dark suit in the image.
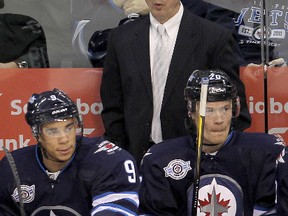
[101,0,251,166]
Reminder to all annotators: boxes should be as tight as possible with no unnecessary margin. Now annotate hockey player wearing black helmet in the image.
[25,88,83,165]
[0,89,139,216]
[139,69,285,216]
[184,69,241,151]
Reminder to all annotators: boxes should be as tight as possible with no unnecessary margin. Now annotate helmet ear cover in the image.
[232,96,240,118]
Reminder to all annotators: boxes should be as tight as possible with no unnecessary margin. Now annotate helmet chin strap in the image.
[202,143,219,146]
[35,136,59,163]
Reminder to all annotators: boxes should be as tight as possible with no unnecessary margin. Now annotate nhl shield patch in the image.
[163,159,192,180]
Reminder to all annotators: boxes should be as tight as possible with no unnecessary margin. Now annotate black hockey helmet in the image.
[25,88,82,137]
[87,14,141,68]
[88,29,112,68]
[184,69,240,117]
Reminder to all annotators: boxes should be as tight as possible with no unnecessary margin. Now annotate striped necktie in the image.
[151,24,170,143]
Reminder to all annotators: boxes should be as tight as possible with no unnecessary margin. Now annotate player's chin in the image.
[57,148,74,159]
[206,132,227,143]
[56,154,73,162]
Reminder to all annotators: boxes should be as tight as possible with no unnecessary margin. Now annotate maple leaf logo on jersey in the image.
[187,175,244,216]
[31,206,82,215]
[198,186,230,215]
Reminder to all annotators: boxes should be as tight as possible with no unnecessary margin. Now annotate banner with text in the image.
[240,66,288,144]
[1,67,288,159]
[0,68,104,159]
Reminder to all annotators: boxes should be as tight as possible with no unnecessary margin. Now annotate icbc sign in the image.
[0,68,104,159]
[240,66,288,144]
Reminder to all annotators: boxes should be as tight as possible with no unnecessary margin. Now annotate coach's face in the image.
[145,0,181,24]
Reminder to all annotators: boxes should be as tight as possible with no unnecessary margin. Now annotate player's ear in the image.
[37,134,44,143]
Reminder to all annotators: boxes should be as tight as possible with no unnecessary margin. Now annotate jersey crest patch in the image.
[187,174,243,216]
[94,140,120,154]
[11,184,35,203]
[31,207,82,216]
[163,159,192,180]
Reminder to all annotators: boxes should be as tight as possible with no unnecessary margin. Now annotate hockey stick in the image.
[260,0,269,134]
[2,147,26,216]
[191,77,209,216]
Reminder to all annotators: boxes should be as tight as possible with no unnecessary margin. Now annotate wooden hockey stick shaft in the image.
[191,77,209,216]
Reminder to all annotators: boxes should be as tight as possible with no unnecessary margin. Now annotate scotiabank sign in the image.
[1,67,288,160]
[0,68,104,159]
[241,66,288,143]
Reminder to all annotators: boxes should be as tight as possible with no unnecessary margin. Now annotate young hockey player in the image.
[0,88,139,216]
[139,69,285,215]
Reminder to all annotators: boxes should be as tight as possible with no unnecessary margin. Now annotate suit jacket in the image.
[101,9,251,166]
